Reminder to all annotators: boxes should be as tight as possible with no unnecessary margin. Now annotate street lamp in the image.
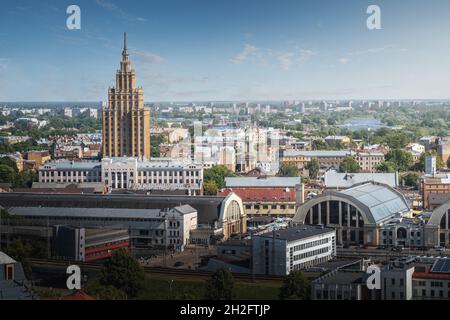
[168,280,174,299]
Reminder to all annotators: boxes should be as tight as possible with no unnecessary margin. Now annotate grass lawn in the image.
[137,276,281,300]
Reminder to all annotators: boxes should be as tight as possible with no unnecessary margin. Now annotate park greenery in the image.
[204,267,235,300]
[279,271,311,300]
[86,248,145,299]
[278,162,300,177]
[203,165,235,195]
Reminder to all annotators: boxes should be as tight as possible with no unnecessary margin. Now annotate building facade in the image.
[293,182,411,247]
[421,175,450,209]
[0,192,246,242]
[102,33,151,159]
[9,205,197,252]
[218,177,304,217]
[38,157,203,195]
[252,225,336,276]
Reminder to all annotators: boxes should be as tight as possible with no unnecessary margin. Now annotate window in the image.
[6,264,14,280]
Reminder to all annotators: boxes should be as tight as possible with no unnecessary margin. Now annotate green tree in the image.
[85,280,127,300]
[306,159,320,179]
[447,157,450,169]
[204,267,235,300]
[203,180,218,196]
[279,271,311,300]
[278,163,299,177]
[204,165,235,190]
[401,173,420,189]
[5,239,33,275]
[99,248,145,298]
[376,161,397,173]
[0,157,18,172]
[0,164,16,184]
[385,149,414,172]
[339,157,361,173]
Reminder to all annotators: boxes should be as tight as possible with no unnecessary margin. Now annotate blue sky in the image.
[1,0,450,102]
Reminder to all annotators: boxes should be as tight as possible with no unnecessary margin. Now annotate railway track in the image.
[30,259,286,282]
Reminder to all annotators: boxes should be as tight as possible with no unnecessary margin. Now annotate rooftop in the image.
[218,187,296,202]
[340,183,410,223]
[324,171,398,189]
[0,193,231,225]
[283,150,354,157]
[225,177,302,188]
[314,269,366,285]
[257,225,335,242]
[8,205,196,220]
[0,251,16,264]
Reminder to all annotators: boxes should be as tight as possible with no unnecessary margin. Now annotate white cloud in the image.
[277,53,294,70]
[230,44,259,64]
[95,0,147,22]
[349,45,408,57]
[276,50,316,70]
[339,57,349,64]
[132,50,166,64]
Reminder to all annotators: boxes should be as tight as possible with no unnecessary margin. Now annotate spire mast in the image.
[122,32,129,61]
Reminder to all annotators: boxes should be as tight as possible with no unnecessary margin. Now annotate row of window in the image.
[291,256,331,271]
[292,246,330,261]
[290,238,330,252]
[245,204,295,210]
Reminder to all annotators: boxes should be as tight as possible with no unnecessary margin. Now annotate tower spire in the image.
[122,32,129,61]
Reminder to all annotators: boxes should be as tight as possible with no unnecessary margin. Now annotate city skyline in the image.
[1,0,450,102]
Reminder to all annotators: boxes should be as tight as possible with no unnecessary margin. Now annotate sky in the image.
[1,0,450,102]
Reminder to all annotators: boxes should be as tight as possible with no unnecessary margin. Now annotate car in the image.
[174,261,185,267]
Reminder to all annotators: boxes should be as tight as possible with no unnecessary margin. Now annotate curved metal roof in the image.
[341,183,410,223]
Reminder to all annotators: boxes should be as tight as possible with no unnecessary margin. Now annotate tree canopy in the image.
[204,267,235,300]
[339,157,361,173]
[279,271,311,300]
[385,149,414,172]
[204,165,235,190]
[278,162,300,177]
[99,248,145,298]
[306,159,320,179]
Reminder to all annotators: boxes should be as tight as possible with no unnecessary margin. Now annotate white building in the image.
[252,225,336,276]
[38,157,204,195]
[102,157,203,195]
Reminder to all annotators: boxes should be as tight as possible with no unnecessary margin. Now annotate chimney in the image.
[295,183,304,208]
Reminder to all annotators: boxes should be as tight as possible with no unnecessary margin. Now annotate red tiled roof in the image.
[39,290,96,300]
[413,272,450,280]
[218,187,296,202]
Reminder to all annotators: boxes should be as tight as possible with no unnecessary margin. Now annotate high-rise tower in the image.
[102,33,151,159]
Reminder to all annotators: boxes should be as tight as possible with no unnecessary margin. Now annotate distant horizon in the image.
[1,98,450,105]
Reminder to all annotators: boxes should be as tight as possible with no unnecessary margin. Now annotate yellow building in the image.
[26,150,51,166]
[102,33,151,159]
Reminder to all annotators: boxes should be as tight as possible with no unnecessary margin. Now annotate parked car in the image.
[174,261,185,267]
